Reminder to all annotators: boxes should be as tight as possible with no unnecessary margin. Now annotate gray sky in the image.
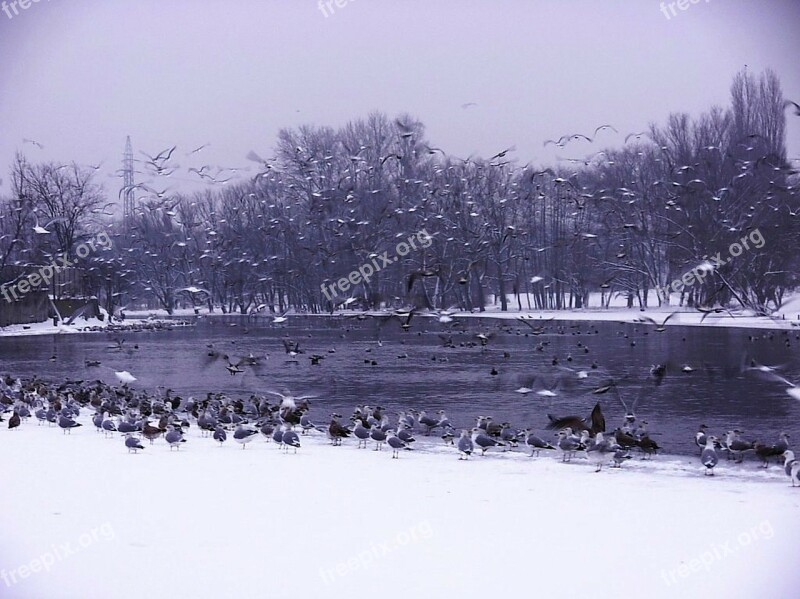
[1,0,798,198]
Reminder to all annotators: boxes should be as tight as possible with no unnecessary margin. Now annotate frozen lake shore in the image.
[1,411,799,599]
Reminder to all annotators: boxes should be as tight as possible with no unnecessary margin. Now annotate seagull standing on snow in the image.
[272,425,285,447]
[165,426,186,450]
[387,431,409,458]
[370,425,387,451]
[418,410,440,435]
[143,420,164,444]
[233,425,258,449]
[611,444,632,468]
[282,426,301,453]
[557,428,584,462]
[457,429,474,460]
[328,413,351,446]
[586,432,613,472]
[58,415,82,434]
[101,418,117,437]
[773,432,790,455]
[790,460,800,487]
[701,436,719,476]
[695,424,709,452]
[352,420,370,448]
[522,429,555,457]
[783,450,797,481]
[92,412,104,432]
[125,435,145,453]
[725,430,755,463]
[471,428,505,456]
[213,426,227,446]
[299,413,324,434]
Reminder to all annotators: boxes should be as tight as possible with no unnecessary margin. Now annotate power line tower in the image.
[122,135,135,223]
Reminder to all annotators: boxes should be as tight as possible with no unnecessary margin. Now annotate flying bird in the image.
[639,311,679,332]
[187,143,210,156]
[32,214,67,235]
[624,132,649,144]
[489,146,516,161]
[593,125,618,137]
[783,100,800,116]
[141,146,177,164]
[114,371,137,384]
[394,119,415,139]
[22,138,44,149]
[224,356,245,376]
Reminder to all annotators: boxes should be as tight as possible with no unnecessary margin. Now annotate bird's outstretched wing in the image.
[65,302,96,325]
[661,311,679,326]
[590,402,605,434]
[546,414,584,431]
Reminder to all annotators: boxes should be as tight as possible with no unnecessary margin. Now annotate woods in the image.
[1,69,798,317]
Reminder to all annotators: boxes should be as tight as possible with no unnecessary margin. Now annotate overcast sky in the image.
[0,0,798,198]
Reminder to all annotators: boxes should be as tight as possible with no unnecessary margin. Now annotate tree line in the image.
[1,68,797,317]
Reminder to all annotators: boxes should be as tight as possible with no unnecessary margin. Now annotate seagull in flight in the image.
[638,311,679,332]
[489,146,516,161]
[624,131,649,144]
[223,356,245,376]
[141,146,177,164]
[593,125,618,137]
[22,138,44,149]
[186,143,210,156]
[114,370,137,384]
[272,309,290,324]
[177,286,210,296]
[394,119,415,139]
[32,214,67,235]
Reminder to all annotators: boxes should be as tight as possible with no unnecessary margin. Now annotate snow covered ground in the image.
[1,414,799,599]
[0,316,190,338]
[3,291,799,338]
[0,317,114,338]
[133,291,800,330]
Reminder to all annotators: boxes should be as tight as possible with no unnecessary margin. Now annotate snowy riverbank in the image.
[1,413,799,599]
[0,316,192,338]
[2,291,798,338]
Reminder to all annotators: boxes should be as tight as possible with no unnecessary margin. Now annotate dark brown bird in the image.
[328,414,351,446]
[638,435,660,458]
[546,402,605,435]
[142,420,165,444]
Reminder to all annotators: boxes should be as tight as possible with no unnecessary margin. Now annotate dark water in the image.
[1,315,799,456]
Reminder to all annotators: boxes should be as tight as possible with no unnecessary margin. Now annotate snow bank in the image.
[1,414,798,599]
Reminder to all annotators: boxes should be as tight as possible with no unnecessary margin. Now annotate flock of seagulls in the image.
[1,355,797,483]
[695,424,792,473]
[23,296,799,485]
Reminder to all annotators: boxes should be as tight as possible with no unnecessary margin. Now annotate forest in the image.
[1,69,798,317]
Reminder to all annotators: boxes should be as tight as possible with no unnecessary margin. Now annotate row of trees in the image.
[1,69,798,317]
